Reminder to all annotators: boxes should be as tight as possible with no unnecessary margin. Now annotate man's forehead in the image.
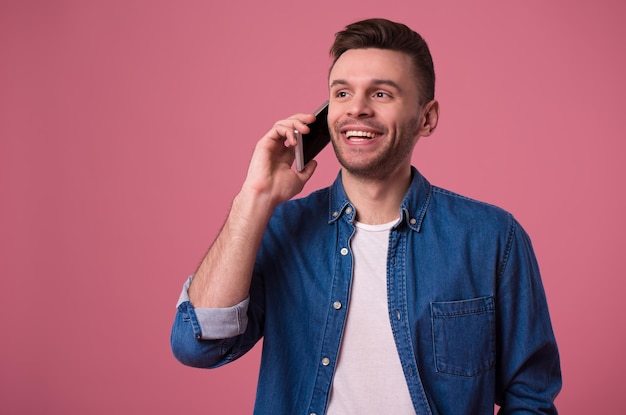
[328,49,416,90]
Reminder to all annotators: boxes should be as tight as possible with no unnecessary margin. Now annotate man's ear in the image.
[418,99,439,137]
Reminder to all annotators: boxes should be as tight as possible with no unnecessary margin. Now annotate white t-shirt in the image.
[326,219,415,415]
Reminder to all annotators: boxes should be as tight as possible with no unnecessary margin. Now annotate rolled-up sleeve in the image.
[175,275,249,340]
[171,275,256,368]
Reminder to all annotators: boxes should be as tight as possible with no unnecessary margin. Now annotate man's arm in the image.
[188,113,317,309]
[496,220,561,413]
[171,113,318,368]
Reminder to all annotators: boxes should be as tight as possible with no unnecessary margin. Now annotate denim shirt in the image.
[171,168,561,415]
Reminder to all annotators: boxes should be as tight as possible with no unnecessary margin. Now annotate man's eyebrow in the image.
[329,79,349,89]
[371,79,403,91]
[329,79,403,92]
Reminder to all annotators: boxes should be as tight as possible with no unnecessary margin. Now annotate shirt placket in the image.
[307,211,355,415]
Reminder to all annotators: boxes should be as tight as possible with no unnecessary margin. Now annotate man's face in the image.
[327,48,424,179]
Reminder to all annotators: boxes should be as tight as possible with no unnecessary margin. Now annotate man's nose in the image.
[346,95,374,118]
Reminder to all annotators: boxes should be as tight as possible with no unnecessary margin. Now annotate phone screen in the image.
[295,101,330,171]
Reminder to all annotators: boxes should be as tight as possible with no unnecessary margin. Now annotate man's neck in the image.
[341,166,412,225]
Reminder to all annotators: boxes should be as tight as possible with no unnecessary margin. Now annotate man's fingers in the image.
[270,114,316,147]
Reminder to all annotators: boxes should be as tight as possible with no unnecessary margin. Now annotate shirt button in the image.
[340,248,348,256]
[410,218,417,225]
[333,301,342,310]
[346,207,353,214]
[332,211,339,217]
[321,357,330,366]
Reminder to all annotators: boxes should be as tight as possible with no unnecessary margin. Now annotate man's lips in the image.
[339,125,384,141]
[344,130,378,139]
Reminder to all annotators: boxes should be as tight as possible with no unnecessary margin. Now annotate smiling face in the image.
[328,48,435,180]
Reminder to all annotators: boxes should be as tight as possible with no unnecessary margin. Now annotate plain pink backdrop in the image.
[1,1,624,414]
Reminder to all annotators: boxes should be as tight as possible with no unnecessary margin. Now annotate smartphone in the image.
[294,101,330,172]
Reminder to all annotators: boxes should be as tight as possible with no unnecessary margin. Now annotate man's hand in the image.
[241,113,318,208]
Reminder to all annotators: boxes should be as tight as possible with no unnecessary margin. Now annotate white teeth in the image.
[345,130,377,138]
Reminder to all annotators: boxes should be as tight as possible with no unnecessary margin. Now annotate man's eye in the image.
[337,91,348,98]
[375,92,390,98]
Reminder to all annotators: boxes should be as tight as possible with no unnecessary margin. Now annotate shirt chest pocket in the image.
[430,296,495,377]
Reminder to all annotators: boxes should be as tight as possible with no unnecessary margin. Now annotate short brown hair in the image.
[330,18,435,104]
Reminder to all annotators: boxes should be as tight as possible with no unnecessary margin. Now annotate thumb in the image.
[297,160,318,182]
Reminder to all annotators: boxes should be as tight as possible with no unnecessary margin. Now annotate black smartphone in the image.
[294,101,330,172]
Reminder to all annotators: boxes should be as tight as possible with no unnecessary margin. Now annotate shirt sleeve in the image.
[495,220,562,412]
[176,275,249,340]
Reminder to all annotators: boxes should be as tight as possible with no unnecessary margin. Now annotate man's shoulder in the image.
[429,185,515,226]
[288,185,331,207]
[272,186,332,221]
[431,185,509,210]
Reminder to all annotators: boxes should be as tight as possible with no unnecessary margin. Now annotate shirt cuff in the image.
[176,275,250,340]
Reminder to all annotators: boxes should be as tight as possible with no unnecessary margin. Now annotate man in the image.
[171,18,561,414]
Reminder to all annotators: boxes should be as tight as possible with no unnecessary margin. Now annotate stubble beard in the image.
[331,119,419,180]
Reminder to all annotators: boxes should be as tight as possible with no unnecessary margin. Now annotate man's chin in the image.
[338,159,388,180]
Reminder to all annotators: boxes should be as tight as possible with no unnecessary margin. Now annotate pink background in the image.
[1,1,624,413]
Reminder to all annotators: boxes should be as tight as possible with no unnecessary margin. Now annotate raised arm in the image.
[188,113,318,309]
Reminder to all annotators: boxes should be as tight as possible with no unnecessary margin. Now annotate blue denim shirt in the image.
[171,168,561,414]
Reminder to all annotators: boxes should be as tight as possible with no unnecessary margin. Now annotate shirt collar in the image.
[328,166,432,232]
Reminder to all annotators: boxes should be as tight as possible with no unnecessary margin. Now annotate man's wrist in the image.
[234,185,280,220]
